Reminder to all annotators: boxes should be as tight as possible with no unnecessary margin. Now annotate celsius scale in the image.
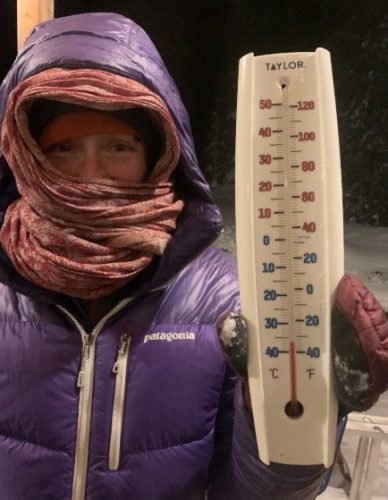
[235,48,344,466]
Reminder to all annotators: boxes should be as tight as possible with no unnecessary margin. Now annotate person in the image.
[0,12,387,500]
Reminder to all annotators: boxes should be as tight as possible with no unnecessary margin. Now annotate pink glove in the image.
[332,274,388,413]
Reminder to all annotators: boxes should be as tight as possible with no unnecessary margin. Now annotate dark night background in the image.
[1,1,387,225]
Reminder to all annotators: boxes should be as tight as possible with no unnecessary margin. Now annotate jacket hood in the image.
[0,12,223,303]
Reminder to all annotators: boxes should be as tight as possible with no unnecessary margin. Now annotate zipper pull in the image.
[78,335,92,388]
[112,334,130,375]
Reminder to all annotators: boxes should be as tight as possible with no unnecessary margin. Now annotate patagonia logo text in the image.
[144,332,196,343]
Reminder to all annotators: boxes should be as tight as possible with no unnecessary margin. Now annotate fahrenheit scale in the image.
[235,48,344,466]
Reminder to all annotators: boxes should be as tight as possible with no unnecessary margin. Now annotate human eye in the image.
[43,142,74,154]
[109,140,134,153]
[103,134,137,154]
[113,142,131,152]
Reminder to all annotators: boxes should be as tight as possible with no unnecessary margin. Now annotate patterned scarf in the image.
[0,68,183,299]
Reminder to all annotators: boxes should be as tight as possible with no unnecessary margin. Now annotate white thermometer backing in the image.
[235,48,344,466]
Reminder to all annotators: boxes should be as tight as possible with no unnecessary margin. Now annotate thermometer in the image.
[235,48,344,466]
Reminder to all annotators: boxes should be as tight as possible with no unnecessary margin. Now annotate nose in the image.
[81,145,103,178]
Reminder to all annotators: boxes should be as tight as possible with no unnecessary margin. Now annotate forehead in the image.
[57,132,142,143]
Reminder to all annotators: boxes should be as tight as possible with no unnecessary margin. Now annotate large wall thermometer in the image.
[235,48,344,466]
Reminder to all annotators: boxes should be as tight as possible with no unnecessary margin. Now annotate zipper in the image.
[108,333,131,470]
[57,299,131,500]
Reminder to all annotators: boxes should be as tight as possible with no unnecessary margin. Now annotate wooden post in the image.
[17,0,54,50]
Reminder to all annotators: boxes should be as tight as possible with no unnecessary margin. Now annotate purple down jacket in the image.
[0,13,328,500]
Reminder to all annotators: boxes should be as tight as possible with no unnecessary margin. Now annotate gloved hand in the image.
[217,312,251,408]
[218,274,388,414]
[332,274,388,415]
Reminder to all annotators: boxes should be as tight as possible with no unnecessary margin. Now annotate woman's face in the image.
[42,133,148,182]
